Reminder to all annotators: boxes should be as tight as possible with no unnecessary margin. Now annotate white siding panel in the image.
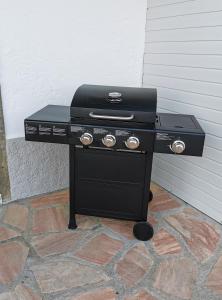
[145,41,222,55]
[156,96,222,123]
[149,0,192,8]
[147,27,222,42]
[206,135,222,151]
[144,65,222,84]
[142,85,222,111]
[144,54,222,69]
[152,164,222,222]
[154,154,222,188]
[148,11,222,30]
[144,74,222,99]
[154,156,222,203]
[148,0,222,19]
[144,0,222,223]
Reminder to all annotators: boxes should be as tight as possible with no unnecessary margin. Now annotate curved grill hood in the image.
[71,85,157,127]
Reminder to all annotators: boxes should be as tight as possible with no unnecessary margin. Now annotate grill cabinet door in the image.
[72,148,150,221]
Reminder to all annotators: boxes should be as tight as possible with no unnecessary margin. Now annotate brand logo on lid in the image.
[107,92,122,103]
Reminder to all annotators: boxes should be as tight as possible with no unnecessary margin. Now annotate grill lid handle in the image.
[89,112,134,121]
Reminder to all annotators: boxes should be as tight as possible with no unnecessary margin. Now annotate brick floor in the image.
[0,182,221,300]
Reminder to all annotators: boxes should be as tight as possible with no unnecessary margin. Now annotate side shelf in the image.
[24,105,70,144]
[154,113,205,156]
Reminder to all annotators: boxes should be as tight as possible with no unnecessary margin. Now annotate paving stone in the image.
[75,233,123,265]
[15,284,42,300]
[182,207,200,216]
[31,231,81,257]
[0,241,29,284]
[3,204,28,231]
[166,212,220,262]
[125,290,157,300]
[206,256,222,295]
[150,182,164,195]
[32,206,67,234]
[147,215,158,226]
[116,244,152,287]
[0,292,16,300]
[101,218,134,239]
[72,287,117,300]
[0,226,21,241]
[76,214,99,230]
[154,257,197,299]
[149,193,181,212]
[31,190,68,208]
[31,260,110,294]
[152,229,182,256]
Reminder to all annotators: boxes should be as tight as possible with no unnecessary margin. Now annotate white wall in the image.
[0,0,147,139]
[144,0,222,223]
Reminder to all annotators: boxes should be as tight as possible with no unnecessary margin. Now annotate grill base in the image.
[69,146,154,237]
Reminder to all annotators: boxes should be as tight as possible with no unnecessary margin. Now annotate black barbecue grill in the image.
[25,84,205,240]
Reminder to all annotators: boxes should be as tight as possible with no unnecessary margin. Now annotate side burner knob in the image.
[125,136,140,150]
[80,133,93,146]
[102,134,116,148]
[170,140,186,154]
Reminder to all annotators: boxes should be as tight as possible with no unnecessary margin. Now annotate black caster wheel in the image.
[148,190,153,203]
[133,221,154,241]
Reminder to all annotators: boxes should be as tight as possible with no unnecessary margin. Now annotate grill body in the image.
[25,84,205,240]
[70,137,154,223]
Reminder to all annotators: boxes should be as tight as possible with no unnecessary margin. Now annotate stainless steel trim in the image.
[107,92,122,103]
[82,146,144,153]
[116,149,145,154]
[108,92,122,98]
[80,132,93,146]
[87,146,113,151]
[107,98,122,103]
[125,136,140,150]
[170,140,186,154]
[102,134,116,148]
[89,112,134,121]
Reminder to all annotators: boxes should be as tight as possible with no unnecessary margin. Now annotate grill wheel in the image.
[148,190,153,203]
[133,221,154,241]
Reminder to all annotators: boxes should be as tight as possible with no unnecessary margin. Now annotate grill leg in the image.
[68,214,77,230]
[68,146,77,230]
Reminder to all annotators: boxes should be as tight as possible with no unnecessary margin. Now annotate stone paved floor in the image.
[0,183,222,300]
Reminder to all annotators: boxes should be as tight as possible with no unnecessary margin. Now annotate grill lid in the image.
[71,84,157,124]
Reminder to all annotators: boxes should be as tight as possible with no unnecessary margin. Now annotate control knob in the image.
[80,132,93,146]
[102,134,116,148]
[170,140,185,154]
[125,136,140,150]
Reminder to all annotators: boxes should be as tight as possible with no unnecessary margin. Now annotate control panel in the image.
[25,121,69,144]
[24,107,205,157]
[154,113,205,157]
[69,124,155,152]
[155,131,204,156]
